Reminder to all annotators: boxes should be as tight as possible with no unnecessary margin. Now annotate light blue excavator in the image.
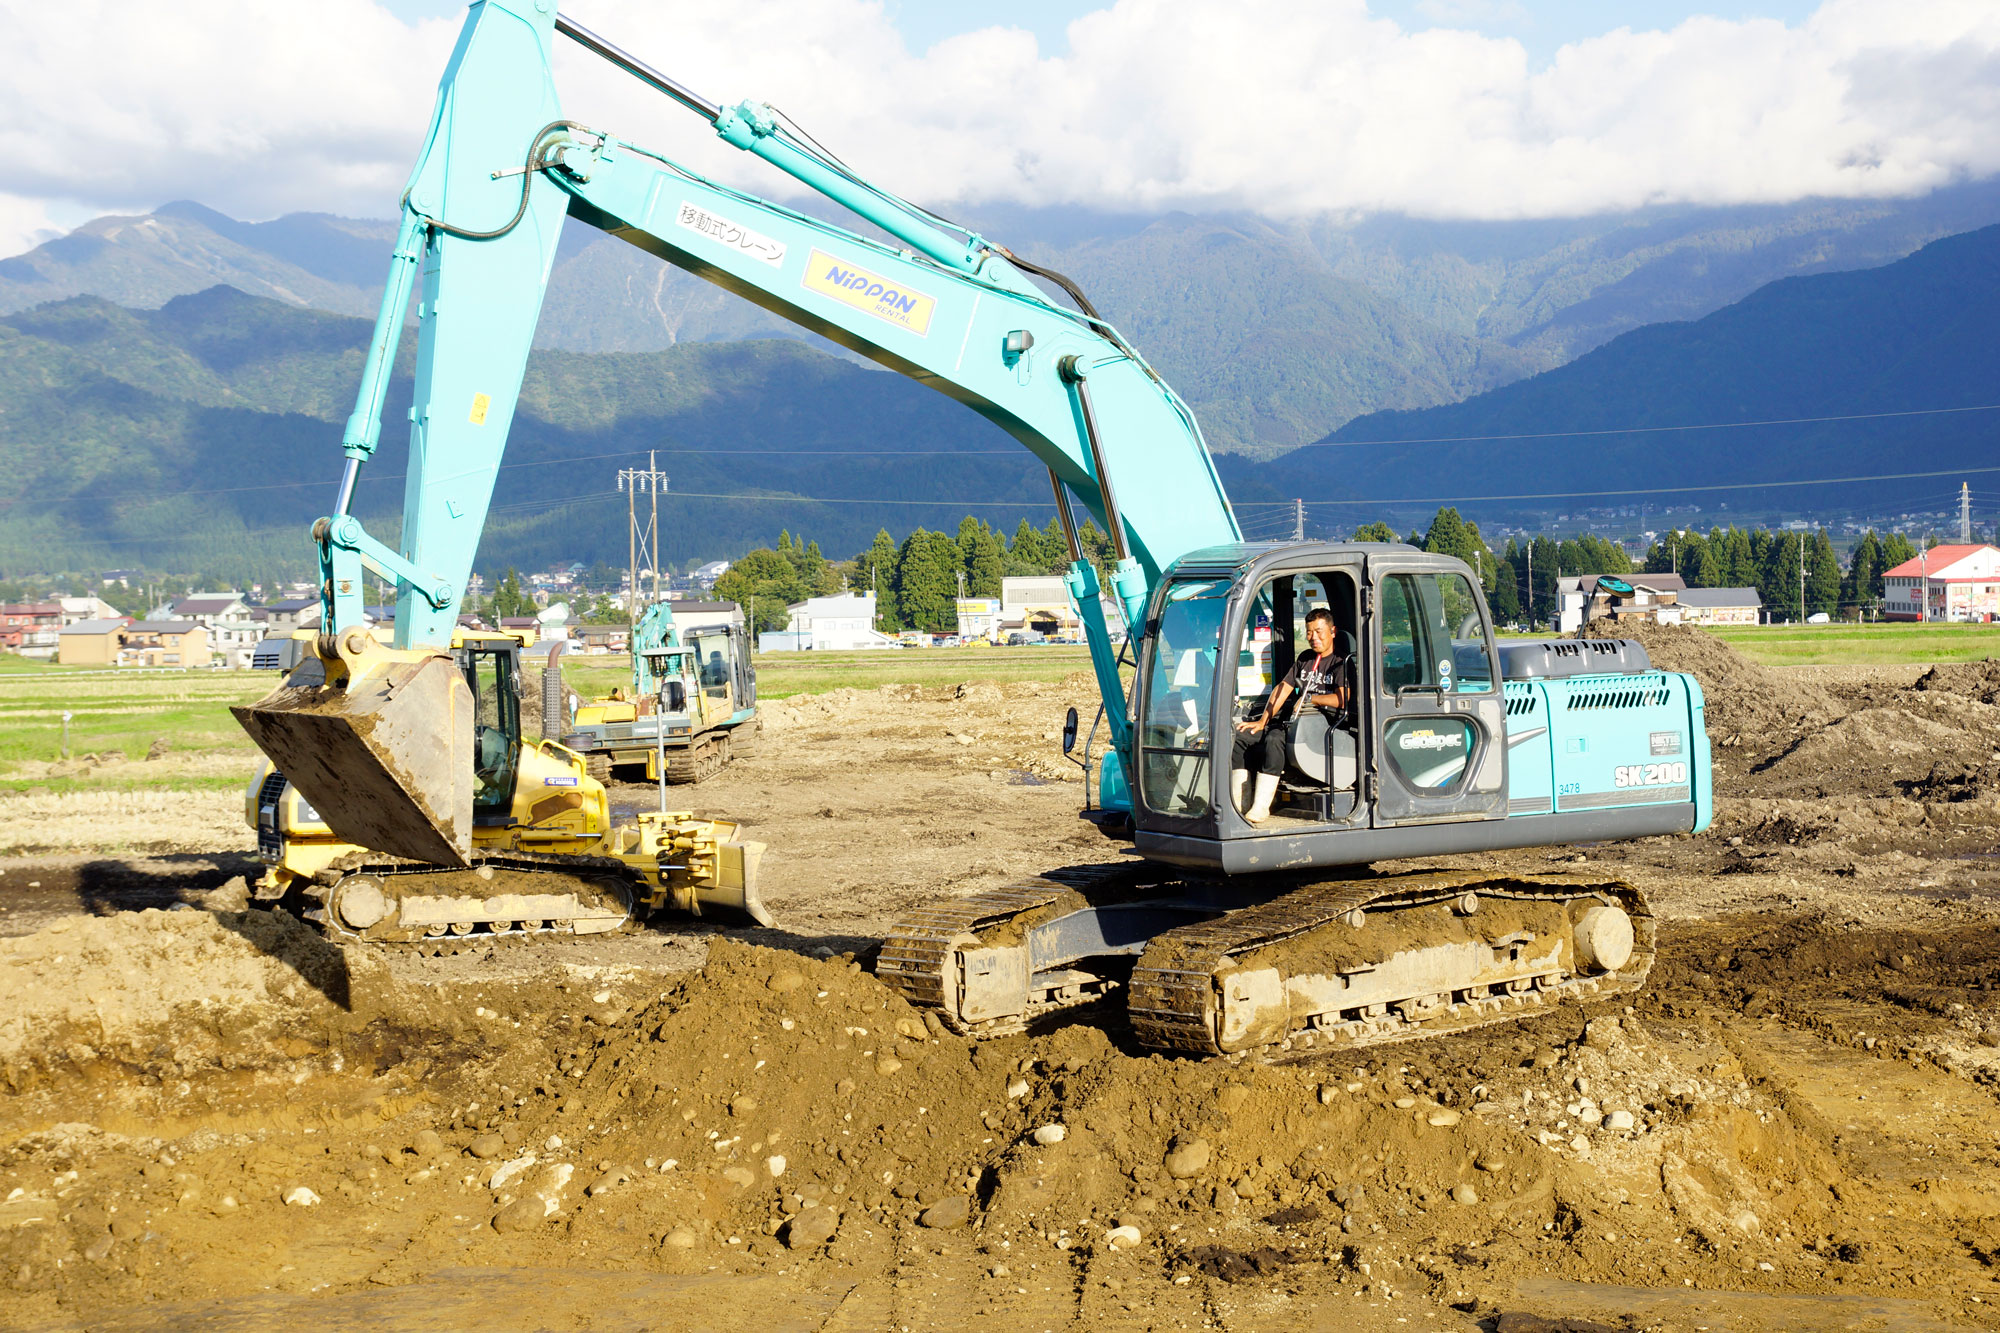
[236,2,1710,1052]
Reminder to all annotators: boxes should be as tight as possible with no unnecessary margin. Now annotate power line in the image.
[1305,464,2000,507]
[1306,402,2000,449]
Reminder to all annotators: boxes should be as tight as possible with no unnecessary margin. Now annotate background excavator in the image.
[557,599,760,784]
[236,1,1709,1053]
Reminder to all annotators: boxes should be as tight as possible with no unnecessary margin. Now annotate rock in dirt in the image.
[493,1198,549,1233]
[1164,1137,1211,1179]
[468,1133,506,1160]
[281,1186,320,1207]
[784,1208,839,1249]
[1181,1244,1297,1283]
[1604,1110,1636,1131]
[1031,1124,1066,1146]
[918,1196,972,1229]
[1106,1225,1142,1250]
[1452,1184,1479,1206]
[662,1225,698,1250]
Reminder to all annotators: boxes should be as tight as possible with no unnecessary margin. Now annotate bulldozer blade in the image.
[232,647,473,866]
[694,836,772,927]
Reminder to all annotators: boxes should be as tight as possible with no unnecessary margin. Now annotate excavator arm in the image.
[238,0,1239,865]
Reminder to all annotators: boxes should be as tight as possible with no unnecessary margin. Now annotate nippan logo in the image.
[801,249,936,336]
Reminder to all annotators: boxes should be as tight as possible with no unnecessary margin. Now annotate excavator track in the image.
[665,734,726,784]
[303,852,637,945]
[876,864,1161,1037]
[877,866,1651,1059]
[1128,869,1653,1058]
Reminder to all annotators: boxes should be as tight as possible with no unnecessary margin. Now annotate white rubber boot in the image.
[1230,768,1250,814]
[1244,773,1281,825]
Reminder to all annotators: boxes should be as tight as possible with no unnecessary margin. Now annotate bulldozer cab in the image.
[456,633,523,819]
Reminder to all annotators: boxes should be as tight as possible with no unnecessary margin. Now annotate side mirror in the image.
[1061,706,1079,755]
[664,681,687,712]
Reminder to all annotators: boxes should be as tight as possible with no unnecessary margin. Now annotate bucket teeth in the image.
[233,645,474,866]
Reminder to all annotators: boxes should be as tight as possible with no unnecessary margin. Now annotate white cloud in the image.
[0,192,69,257]
[2,0,1998,253]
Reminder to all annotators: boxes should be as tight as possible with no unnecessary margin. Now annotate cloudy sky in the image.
[2,0,1996,257]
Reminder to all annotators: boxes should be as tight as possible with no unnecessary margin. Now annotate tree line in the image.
[714,517,1123,633]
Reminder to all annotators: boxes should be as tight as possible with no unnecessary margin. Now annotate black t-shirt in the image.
[1277,647,1345,719]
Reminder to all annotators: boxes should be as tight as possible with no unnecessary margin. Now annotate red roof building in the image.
[1881,544,2000,622]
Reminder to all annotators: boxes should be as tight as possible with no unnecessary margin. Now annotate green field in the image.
[0,667,269,793]
[1708,622,2000,666]
[0,624,1989,796]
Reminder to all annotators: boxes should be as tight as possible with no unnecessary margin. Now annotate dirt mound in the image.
[1913,658,2000,705]
[0,904,389,1084]
[1581,618,1835,768]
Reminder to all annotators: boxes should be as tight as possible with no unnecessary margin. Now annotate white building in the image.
[999,576,1078,639]
[771,592,896,650]
[954,598,1001,642]
[1882,544,2000,622]
[692,560,731,591]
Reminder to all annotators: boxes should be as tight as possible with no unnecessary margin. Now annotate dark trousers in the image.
[1231,724,1287,776]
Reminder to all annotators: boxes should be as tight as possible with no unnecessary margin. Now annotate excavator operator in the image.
[1230,607,1349,825]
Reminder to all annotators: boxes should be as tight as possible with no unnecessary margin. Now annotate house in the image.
[691,560,730,590]
[1881,544,2000,622]
[1554,574,1687,634]
[171,593,250,625]
[771,592,895,650]
[666,600,745,637]
[58,596,121,625]
[56,618,129,665]
[255,597,320,635]
[1675,588,1764,625]
[100,570,141,588]
[0,603,64,656]
[119,621,210,667]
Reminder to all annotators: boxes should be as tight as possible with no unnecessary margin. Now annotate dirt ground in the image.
[2,642,2000,1332]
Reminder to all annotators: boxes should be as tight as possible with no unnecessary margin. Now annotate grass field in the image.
[0,623,1989,796]
[1708,622,2000,666]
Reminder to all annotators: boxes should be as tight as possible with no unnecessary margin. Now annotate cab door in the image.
[1364,558,1507,825]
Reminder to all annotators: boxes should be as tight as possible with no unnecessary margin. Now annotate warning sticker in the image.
[800,248,936,336]
[675,202,786,268]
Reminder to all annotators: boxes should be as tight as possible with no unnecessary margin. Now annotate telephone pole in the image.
[1961,482,1973,543]
[1798,532,1806,622]
[617,451,670,624]
[1292,498,1305,542]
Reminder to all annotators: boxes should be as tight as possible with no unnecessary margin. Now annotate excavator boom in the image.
[236,0,1238,861]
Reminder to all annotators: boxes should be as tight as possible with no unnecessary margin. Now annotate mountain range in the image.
[7,181,2000,458]
[4,216,1996,580]
[1236,221,2000,529]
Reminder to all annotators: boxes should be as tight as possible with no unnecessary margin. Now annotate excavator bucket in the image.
[232,632,474,866]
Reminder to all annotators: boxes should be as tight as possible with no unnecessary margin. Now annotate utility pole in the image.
[1797,532,1806,623]
[617,451,670,625]
[1961,483,1973,543]
[1292,498,1305,542]
[1526,544,1533,626]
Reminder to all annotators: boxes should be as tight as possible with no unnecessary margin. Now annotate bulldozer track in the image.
[306,851,639,945]
[1128,868,1654,1058]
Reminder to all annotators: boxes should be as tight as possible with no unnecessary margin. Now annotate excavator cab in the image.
[1127,543,1511,873]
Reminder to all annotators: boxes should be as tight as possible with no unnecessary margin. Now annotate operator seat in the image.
[1283,629,1357,792]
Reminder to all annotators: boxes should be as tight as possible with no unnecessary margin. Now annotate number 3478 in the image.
[1613,761,1687,788]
